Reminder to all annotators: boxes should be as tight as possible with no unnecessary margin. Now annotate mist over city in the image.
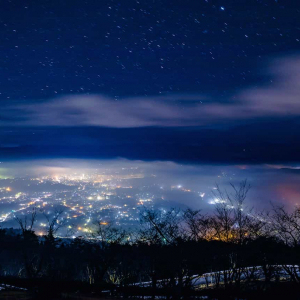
[0,159,300,238]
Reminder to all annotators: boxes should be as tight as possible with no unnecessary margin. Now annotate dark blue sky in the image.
[0,0,300,163]
[1,0,299,99]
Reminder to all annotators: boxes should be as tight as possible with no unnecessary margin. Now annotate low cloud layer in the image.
[1,55,300,128]
[1,159,299,209]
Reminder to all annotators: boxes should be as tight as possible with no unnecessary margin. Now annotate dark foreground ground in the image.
[2,283,300,300]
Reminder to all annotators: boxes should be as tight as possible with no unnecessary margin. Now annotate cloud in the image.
[1,55,300,128]
[1,95,207,128]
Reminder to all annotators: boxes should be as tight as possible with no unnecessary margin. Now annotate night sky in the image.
[1,0,300,165]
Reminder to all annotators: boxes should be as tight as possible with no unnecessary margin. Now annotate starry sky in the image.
[1,0,300,165]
